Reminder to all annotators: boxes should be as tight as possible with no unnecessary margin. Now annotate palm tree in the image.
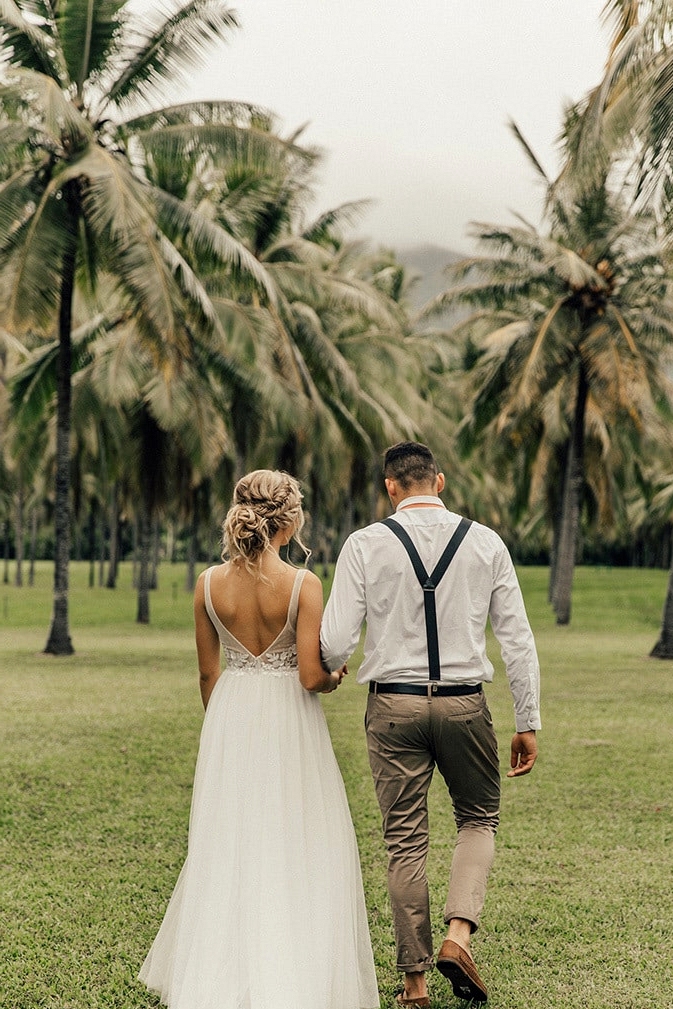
[194,148,433,524]
[428,126,673,624]
[0,1,287,653]
[565,0,673,654]
[11,288,253,622]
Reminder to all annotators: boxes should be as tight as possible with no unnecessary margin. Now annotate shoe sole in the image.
[437,957,488,1003]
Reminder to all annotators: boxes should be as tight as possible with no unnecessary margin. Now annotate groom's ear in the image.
[384,477,397,501]
[436,472,445,494]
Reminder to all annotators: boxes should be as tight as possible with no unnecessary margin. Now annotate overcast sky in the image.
[161,1,610,252]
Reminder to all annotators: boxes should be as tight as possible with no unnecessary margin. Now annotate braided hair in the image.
[222,470,308,575]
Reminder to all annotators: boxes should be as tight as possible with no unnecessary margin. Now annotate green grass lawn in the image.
[1,562,672,1008]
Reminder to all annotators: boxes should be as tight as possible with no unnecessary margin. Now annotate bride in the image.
[139,469,379,1009]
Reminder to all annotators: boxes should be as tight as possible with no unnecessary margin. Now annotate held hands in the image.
[507,731,538,777]
[322,665,348,693]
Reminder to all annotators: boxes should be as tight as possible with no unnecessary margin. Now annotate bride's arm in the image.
[194,572,222,710]
[296,571,341,694]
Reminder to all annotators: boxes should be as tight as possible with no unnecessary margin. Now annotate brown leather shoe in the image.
[436,938,488,1002]
[396,994,430,1008]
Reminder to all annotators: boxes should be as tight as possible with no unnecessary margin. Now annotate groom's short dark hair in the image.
[383,441,438,489]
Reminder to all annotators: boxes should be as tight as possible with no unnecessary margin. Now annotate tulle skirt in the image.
[139,665,379,1009]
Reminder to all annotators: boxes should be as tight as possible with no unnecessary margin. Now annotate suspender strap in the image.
[381,516,472,680]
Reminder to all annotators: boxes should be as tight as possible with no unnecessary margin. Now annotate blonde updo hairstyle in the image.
[222,469,308,575]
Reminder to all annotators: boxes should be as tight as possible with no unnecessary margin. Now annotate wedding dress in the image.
[139,566,379,1009]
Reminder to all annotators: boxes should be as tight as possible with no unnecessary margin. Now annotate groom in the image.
[320,441,540,1005]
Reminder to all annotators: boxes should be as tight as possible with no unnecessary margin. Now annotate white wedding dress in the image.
[139,566,379,1009]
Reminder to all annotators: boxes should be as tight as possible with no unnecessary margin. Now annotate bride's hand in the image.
[321,670,339,692]
[333,665,347,685]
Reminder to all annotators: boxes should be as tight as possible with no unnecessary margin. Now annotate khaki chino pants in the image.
[365,688,500,973]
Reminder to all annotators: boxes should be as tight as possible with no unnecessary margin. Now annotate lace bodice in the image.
[204,566,307,677]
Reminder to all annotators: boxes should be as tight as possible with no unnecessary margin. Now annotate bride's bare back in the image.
[207,556,299,657]
[194,469,342,708]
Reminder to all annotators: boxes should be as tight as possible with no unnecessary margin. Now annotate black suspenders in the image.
[380,516,472,680]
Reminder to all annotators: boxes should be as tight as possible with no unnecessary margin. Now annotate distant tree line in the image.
[1,1,673,657]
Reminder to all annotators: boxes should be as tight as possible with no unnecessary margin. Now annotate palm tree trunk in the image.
[166,521,175,564]
[44,224,77,655]
[106,484,119,589]
[88,499,96,589]
[149,517,160,590]
[185,506,198,593]
[552,365,589,626]
[548,463,565,604]
[136,502,151,624]
[14,481,24,588]
[650,557,673,659]
[3,519,9,584]
[28,506,37,587]
[98,506,105,587]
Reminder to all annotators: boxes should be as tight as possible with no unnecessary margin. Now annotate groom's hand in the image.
[507,731,537,777]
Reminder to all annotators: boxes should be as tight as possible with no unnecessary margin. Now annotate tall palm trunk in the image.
[149,517,160,590]
[28,506,37,587]
[106,483,119,589]
[98,506,106,587]
[14,480,24,588]
[3,519,9,584]
[552,364,589,626]
[548,447,567,603]
[185,504,198,593]
[88,498,97,589]
[136,501,151,624]
[650,557,673,659]
[44,215,77,655]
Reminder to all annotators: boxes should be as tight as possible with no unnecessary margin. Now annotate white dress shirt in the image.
[320,496,541,733]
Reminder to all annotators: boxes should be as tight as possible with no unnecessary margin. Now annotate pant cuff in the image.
[397,958,435,973]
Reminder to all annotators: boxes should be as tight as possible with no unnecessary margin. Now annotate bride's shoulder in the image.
[196,561,226,581]
[195,562,229,593]
[298,573,322,589]
[296,567,322,594]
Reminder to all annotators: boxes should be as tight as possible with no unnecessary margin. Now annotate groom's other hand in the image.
[507,731,538,777]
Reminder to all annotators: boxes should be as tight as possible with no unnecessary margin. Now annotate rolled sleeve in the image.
[320,536,367,671]
[489,547,541,733]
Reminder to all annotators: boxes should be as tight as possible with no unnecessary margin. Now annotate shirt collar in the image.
[396,495,446,511]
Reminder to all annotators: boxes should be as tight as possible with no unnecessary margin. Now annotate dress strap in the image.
[203,565,226,634]
[288,568,308,630]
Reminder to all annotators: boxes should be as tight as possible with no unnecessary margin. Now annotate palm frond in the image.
[54,144,216,355]
[134,120,307,177]
[56,0,123,101]
[0,0,64,79]
[263,235,332,269]
[0,65,91,149]
[302,200,372,245]
[0,323,28,356]
[150,185,277,304]
[0,164,42,256]
[97,0,240,118]
[548,248,604,289]
[0,170,74,332]
[121,99,278,134]
[508,119,551,183]
[9,310,114,424]
[0,120,34,168]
